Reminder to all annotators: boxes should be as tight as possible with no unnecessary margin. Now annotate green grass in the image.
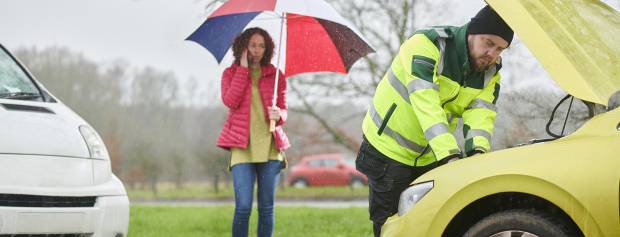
[129,205,372,237]
[127,186,369,200]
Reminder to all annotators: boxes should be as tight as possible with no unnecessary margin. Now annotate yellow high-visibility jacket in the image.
[362,23,501,167]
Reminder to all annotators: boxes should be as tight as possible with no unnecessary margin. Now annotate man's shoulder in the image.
[412,25,460,42]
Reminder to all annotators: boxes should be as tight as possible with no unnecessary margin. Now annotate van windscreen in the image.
[0,48,40,99]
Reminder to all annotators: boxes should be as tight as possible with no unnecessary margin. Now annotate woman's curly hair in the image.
[231,27,275,67]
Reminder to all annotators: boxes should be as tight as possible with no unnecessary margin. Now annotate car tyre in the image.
[349,176,366,189]
[463,209,581,237]
[291,177,309,189]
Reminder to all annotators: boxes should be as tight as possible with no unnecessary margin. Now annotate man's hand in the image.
[445,152,481,165]
[446,157,460,163]
[268,106,280,121]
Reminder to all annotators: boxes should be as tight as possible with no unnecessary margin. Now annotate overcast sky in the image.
[0,0,220,88]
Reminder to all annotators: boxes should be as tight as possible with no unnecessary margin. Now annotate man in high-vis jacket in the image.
[355,5,514,237]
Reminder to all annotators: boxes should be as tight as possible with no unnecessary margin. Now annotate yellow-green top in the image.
[229,67,285,171]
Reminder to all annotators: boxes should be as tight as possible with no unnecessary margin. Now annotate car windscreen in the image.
[0,47,40,99]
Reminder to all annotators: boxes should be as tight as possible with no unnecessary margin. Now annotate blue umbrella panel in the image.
[186,12,261,63]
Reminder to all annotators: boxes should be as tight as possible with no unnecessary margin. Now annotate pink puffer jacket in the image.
[216,63,290,151]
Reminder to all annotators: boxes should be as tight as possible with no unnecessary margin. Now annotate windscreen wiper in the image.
[0,92,42,100]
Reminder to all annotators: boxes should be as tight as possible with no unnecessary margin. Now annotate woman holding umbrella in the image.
[216,27,290,237]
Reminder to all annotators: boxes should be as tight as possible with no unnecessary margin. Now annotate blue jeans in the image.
[232,160,282,237]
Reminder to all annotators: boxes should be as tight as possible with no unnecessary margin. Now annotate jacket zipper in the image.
[463,70,468,88]
[442,93,458,108]
[258,77,273,125]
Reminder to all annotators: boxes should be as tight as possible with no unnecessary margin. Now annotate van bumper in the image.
[0,195,129,236]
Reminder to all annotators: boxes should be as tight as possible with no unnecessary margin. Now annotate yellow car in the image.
[382,0,620,236]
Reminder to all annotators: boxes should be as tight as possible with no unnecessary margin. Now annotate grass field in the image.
[129,205,373,237]
[127,186,369,200]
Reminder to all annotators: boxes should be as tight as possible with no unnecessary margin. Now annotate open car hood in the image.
[488,0,620,106]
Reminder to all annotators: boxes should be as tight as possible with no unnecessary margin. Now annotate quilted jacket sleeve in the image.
[221,66,250,109]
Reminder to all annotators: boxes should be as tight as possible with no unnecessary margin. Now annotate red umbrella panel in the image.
[286,14,350,76]
[187,0,376,77]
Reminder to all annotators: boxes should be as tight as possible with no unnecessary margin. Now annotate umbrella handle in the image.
[269,119,276,132]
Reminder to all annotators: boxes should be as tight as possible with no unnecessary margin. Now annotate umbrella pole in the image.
[270,12,285,132]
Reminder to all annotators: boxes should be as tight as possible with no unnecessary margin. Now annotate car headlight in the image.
[79,125,108,159]
[398,181,433,217]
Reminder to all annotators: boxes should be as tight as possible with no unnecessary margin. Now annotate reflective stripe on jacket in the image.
[362,23,501,166]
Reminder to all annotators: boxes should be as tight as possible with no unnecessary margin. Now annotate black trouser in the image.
[356,136,438,237]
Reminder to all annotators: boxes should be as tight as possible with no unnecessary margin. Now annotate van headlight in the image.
[79,125,108,159]
[398,181,433,217]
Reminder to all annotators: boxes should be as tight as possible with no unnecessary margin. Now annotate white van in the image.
[0,43,129,236]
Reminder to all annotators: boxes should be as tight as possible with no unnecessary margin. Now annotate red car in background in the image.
[288,153,368,188]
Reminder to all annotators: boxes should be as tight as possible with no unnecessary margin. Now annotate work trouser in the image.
[356,136,438,237]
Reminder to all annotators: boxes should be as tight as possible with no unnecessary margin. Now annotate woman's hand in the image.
[268,106,281,121]
[240,49,249,68]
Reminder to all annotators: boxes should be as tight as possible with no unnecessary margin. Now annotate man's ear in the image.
[466,34,473,54]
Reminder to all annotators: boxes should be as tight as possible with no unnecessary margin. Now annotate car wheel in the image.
[292,178,309,189]
[464,209,580,237]
[349,177,365,189]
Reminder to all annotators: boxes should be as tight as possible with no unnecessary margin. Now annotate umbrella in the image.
[487,0,620,106]
[186,0,376,130]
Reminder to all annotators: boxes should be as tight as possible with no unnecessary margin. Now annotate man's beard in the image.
[467,40,493,72]
[468,54,492,72]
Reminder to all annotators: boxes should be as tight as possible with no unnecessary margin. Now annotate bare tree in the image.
[196,149,229,194]
[170,147,186,189]
[284,112,345,164]
[128,140,160,194]
[103,120,125,174]
[14,46,126,132]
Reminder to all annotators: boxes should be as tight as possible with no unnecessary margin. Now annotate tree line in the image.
[14,46,360,191]
[11,0,620,192]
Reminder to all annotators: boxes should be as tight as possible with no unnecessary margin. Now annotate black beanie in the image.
[467,5,514,46]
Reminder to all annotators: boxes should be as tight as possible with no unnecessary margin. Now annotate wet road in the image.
[130,199,368,208]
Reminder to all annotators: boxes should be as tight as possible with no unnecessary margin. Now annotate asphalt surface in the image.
[130,199,368,208]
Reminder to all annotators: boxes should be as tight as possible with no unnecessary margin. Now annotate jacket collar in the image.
[261,64,277,77]
[231,63,277,78]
